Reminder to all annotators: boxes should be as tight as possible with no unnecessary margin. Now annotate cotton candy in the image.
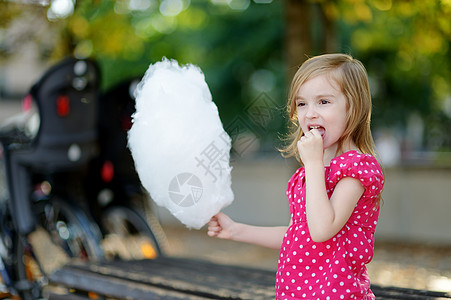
[128,58,234,229]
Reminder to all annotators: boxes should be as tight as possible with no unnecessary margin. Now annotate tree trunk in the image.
[284,0,336,80]
[285,0,313,79]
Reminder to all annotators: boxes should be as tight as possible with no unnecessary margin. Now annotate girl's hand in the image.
[208,213,288,248]
[297,129,324,165]
[207,212,234,239]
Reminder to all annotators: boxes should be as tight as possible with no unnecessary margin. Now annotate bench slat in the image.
[51,263,212,299]
[49,257,451,300]
[51,257,276,299]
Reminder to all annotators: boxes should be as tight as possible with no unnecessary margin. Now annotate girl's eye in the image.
[320,99,329,105]
[296,102,305,107]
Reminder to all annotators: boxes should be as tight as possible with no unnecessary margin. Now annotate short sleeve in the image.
[329,152,384,198]
[286,168,302,192]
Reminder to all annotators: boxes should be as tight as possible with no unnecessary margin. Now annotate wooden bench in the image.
[48,256,451,300]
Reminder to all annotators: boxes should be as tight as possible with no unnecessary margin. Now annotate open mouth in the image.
[308,125,325,137]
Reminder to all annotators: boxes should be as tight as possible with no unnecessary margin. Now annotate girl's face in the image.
[295,74,348,155]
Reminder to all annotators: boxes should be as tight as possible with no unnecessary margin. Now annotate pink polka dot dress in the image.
[276,151,384,300]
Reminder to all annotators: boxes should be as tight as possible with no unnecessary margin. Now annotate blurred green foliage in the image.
[333,0,451,150]
[1,0,450,153]
[66,0,286,150]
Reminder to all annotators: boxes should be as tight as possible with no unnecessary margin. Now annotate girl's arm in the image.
[298,129,364,243]
[303,160,364,242]
[207,212,288,249]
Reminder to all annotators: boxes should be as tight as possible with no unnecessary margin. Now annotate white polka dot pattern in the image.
[275,151,384,300]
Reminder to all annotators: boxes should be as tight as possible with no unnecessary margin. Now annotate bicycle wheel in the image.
[101,206,162,260]
[0,207,36,299]
[131,195,169,253]
[0,145,41,299]
[0,145,8,207]
[37,198,104,261]
[14,236,42,300]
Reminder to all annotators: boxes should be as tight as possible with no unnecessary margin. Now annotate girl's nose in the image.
[305,106,318,118]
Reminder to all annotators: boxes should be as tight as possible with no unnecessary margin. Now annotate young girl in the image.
[207,53,384,300]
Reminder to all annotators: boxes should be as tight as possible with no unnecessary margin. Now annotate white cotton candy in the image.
[128,58,234,229]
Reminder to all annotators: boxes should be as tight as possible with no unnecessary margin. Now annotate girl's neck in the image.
[323,140,359,166]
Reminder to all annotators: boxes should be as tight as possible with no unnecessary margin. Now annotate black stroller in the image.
[0,58,166,299]
[85,78,166,261]
[0,57,104,299]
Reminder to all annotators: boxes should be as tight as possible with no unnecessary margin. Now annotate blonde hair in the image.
[281,53,377,163]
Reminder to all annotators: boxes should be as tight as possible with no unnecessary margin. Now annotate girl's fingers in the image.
[208,225,221,231]
[207,215,222,236]
[208,216,218,226]
[207,225,222,237]
[309,128,321,137]
[300,129,322,143]
[302,129,319,138]
[207,229,218,237]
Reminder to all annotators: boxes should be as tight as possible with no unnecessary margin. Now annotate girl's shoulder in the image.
[331,150,380,167]
[287,166,304,186]
[329,150,384,194]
